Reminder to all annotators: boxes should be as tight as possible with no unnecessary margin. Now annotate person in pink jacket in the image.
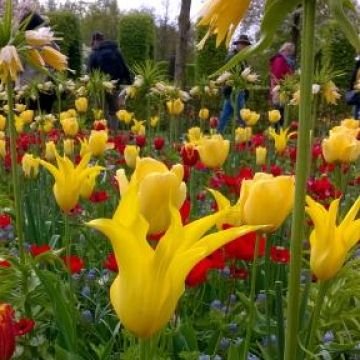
[270,42,296,126]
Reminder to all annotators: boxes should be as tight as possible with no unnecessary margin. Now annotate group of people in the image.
[217,35,296,133]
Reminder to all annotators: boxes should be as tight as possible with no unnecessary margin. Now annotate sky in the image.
[39,0,206,21]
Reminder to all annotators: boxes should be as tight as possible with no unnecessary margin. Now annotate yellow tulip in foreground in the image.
[197,134,230,169]
[40,145,104,212]
[210,173,295,232]
[305,195,360,281]
[115,157,186,235]
[87,184,263,338]
[197,0,251,48]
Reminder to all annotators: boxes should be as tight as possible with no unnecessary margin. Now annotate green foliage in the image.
[48,11,83,77]
[195,26,227,80]
[185,63,196,87]
[320,21,356,89]
[118,11,156,68]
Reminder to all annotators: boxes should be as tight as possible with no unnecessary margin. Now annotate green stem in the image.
[6,78,25,264]
[284,1,316,359]
[304,281,329,359]
[242,233,262,359]
[139,337,151,360]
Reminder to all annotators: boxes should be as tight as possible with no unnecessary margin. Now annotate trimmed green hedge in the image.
[118,12,156,69]
[48,11,82,77]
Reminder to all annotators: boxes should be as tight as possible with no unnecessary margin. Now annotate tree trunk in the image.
[175,0,191,88]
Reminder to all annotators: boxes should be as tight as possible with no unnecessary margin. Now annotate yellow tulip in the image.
[235,126,252,144]
[268,127,296,153]
[305,195,360,280]
[124,145,140,168]
[40,45,67,72]
[199,108,209,120]
[268,109,281,124]
[256,146,267,166]
[88,130,114,157]
[19,110,34,124]
[0,139,5,158]
[238,173,294,231]
[116,110,132,124]
[322,81,341,105]
[40,148,104,213]
[210,173,295,232]
[75,97,88,113]
[322,129,360,163]
[187,127,202,144]
[241,110,260,126]
[115,157,187,235]
[197,0,251,48]
[63,139,75,157]
[60,117,79,137]
[14,116,24,133]
[166,98,184,115]
[0,114,6,131]
[341,118,359,129]
[15,104,26,113]
[21,153,40,178]
[150,116,159,127]
[197,134,230,169]
[93,109,103,120]
[131,119,146,135]
[45,141,56,161]
[87,183,263,338]
[0,45,24,82]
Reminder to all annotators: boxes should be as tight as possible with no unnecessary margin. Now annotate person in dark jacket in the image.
[348,57,360,119]
[87,32,132,131]
[217,34,251,134]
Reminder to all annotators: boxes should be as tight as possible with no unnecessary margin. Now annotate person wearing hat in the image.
[217,34,251,134]
[87,31,132,132]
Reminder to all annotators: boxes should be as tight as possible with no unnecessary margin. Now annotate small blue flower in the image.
[322,330,334,343]
[247,353,259,360]
[220,266,230,278]
[227,323,238,334]
[256,293,266,302]
[228,294,237,303]
[86,268,97,281]
[198,355,210,360]
[210,299,222,310]
[81,286,91,298]
[219,337,230,350]
[82,310,93,322]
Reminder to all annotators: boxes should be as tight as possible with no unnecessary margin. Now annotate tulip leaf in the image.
[55,344,84,360]
[34,268,78,354]
[211,0,301,76]
[328,0,360,52]
[227,344,240,360]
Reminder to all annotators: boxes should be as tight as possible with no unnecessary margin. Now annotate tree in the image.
[175,0,191,87]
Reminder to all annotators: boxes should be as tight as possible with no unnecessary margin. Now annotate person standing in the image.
[217,34,252,134]
[269,42,296,126]
[348,55,360,119]
[87,31,132,131]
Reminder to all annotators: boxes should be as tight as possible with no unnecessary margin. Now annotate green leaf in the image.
[55,344,84,360]
[227,344,240,360]
[328,0,360,52]
[34,268,78,353]
[211,0,301,76]
[100,322,121,360]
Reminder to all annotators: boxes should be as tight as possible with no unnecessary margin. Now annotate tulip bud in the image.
[124,145,140,168]
[153,137,165,150]
[75,97,88,113]
[45,141,56,161]
[268,110,281,124]
[199,108,209,120]
[60,117,79,137]
[209,116,218,129]
[180,143,199,166]
[255,147,267,166]
[22,153,40,178]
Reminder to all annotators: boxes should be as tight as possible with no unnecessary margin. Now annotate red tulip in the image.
[135,135,146,148]
[180,143,199,166]
[153,137,165,150]
[30,244,51,257]
[0,304,16,360]
[61,255,85,274]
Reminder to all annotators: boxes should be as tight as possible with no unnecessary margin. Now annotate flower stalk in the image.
[6,77,25,264]
[284,1,317,359]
